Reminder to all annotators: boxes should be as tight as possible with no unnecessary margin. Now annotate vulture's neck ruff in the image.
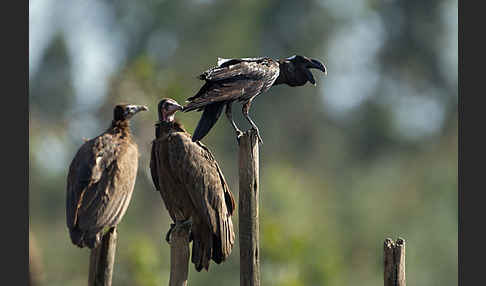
[155,120,185,138]
[110,119,132,137]
[161,112,176,123]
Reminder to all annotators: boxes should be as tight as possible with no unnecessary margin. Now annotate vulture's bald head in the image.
[158,98,183,122]
[113,104,148,121]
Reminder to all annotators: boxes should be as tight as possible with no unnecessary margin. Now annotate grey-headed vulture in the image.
[150,98,235,271]
[66,104,148,249]
[183,55,327,143]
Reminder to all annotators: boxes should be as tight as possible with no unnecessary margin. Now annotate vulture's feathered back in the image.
[66,104,147,249]
[183,55,327,143]
[150,98,236,271]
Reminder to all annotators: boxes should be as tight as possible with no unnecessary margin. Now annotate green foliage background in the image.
[29,0,457,285]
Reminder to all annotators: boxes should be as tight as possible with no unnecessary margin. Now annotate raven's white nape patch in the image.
[217,57,232,66]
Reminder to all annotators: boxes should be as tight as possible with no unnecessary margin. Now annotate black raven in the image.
[183,55,327,143]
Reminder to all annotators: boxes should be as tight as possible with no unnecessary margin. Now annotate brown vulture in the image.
[150,98,236,271]
[183,55,327,143]
[66,104,148,249]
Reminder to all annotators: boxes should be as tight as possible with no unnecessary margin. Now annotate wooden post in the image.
[88,227,118,286]
[384,237,406,286]
[168,222,191,286]
[238,129,260,286]
[29,231,44,286]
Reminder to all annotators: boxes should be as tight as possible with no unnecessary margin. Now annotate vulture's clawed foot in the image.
[165,223,176,244]
[166,219,193,244]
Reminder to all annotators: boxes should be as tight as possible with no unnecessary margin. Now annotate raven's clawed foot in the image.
[251,127,263,145]
[235,130,244,145]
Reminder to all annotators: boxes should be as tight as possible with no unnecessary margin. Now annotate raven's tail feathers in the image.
[191,102,225,142]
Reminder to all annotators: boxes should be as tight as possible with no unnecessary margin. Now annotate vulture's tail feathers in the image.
[191,223,213,271]
[212,214,235,263]
[69,227,85,248]
[70,227,101,249]
[192,102,224,142]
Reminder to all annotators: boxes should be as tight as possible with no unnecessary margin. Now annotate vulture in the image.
[150,98,236,271]
[66,104,148,249]
[183,55,327,143]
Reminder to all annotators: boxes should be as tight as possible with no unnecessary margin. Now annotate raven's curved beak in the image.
[309,59,327,75]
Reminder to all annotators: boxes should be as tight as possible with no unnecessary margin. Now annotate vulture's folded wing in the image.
[166,132,234,232]
[150,140,161,191]
[66,134,117,230]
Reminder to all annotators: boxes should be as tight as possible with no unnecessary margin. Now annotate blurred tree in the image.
[29,34,74,122]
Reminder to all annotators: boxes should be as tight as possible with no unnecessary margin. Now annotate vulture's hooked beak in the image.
[167,102,184,113]
[134,105,149,114]
[125,105,148,118]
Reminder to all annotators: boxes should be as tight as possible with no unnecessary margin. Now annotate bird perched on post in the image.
[150,98,236,271]
[66,104,148,249]
[183,55,327,143]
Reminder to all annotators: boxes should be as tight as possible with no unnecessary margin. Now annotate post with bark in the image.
[88,227,118,286]
[29,231,44,286]
[238,129,261,286]
[384,237,406,286]
[168,222,192,286]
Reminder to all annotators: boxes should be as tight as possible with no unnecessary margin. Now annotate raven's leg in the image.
[242,100,263,144]
[165,218,193,244]
[225,102,243,141]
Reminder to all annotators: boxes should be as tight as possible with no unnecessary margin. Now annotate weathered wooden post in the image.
[29,231,44,286]
[88,227,118,286]
[384,237,406,286]
[168,222,192,286]
[238,129,261,286]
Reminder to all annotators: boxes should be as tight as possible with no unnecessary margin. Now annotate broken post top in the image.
[384,237,406,248]
[239,129,261,147]
[384,237,406,286]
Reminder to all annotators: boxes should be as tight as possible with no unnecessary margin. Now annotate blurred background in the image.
[29,0,457,285]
